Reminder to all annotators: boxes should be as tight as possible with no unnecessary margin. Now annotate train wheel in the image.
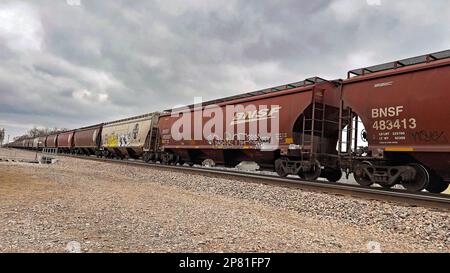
[161,155,171,165]
[323,168,342,183]
[426,173,449,194]
[143,153,150,163]
[275,159,288,178]
[301,160,321,181]
[402,164,429,192]
[150,153,156,162]
[170,155,180,166]
[202,159,216,168]
[354,162,373,187]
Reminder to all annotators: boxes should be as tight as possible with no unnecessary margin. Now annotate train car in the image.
[341,49,450,193]
[38,136,47,150]
[73,124,102,155]
[46,134,58,148]
[32,137,39,150]
[25,138,33,149]
[157,77,343,181]
[101,113,160,159]
[57,131,75,153]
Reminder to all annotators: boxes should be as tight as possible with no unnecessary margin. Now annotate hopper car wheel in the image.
[202,159,216,168]
[354,162,374,187]
[161,156,171,165]
[170,156,179,165]
[149,153,156,162]
[275,159,288,178]
[173,155,184,166]
[324,169,342,183]
[402,163,429,192]
[426,173,449,194]
[301,160,321,181]
[143,153,151,163]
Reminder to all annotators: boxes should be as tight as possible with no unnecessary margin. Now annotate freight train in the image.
[7,50,450,193]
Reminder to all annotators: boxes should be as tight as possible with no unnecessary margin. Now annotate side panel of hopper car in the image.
[57,131,75,149]
[46,134,58,148]
[32,137,39,149]
[342,64,450,181]
[74,126,102,148]
[38,136,47,149]
[25,139,32,149]
[159,83,341,167]
[101,116,156,157]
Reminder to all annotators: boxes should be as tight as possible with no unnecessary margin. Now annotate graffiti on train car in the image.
[412,130,448,144]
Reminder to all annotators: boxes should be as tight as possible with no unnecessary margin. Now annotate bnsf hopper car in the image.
[46,134,58,148]
[57,131,75,153]
[157,77,343,182]
[101,113,160,159]
[341,49,450,193]
[73,125,102,156]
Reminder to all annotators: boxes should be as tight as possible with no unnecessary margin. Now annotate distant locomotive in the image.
[7,49,450,193]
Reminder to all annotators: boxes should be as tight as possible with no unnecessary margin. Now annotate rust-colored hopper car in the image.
[57,131,75,153]
[341,49,450,193]
[46,134,58,148]
[73,125,102,156]
[158,77,343,181]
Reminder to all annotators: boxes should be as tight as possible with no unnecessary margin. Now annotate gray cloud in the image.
[1,0,450,140]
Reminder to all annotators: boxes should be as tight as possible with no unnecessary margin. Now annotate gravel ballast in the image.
[0,148,449,253]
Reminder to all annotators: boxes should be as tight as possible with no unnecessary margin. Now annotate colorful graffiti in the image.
[105,123,140,148]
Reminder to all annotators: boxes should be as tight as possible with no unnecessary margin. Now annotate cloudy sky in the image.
[1,0,450,141]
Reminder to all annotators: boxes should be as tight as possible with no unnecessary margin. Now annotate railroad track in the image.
[49,153,450,210]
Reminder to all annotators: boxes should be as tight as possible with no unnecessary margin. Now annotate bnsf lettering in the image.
[372,106,404,118]
[232,107,281,125]
[371,106,417,132]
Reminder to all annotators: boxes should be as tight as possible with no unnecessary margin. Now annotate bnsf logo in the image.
[230,107,281,125]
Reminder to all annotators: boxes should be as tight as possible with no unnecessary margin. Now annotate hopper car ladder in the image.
[144,126,160,153]
[301,87,326,161]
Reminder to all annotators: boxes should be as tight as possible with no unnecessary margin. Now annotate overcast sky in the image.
[1,0,450,141]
